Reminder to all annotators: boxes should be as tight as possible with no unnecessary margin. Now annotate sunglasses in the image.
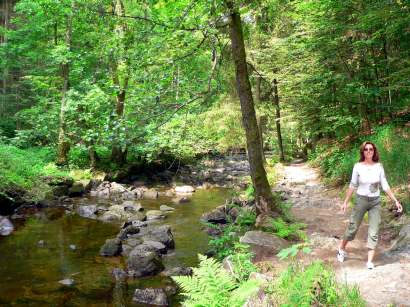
[364,148,374,152]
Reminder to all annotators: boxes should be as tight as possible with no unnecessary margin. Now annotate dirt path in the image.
[275,161,410,307]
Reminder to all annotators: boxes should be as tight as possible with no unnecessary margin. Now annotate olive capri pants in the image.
[343,195,381,250]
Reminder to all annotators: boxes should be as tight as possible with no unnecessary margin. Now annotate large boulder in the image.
[388,222,410,254]
[240,231,289,254]
[117,225,141,240]
[133,288,169,306]
[90,181,143,200]
[0,216,14,236]
[100,238,122,256]
[130,240,167,255]
[140,225,175,249]
[200,206,228,224]
[121,238,144,256]
[99,205,146,223]
[127,251,164,277]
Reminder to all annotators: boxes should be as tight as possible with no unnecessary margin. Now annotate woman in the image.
[337,141,403,269]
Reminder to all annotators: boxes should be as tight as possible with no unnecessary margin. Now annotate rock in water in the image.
[146,210,166,220]
[127,251,164,277]
[59,278,75,286]
[0,217,14,236]
[76,205,97,219]
[174,185,195,194]
[159,205,175,212]
[161,266,193,277]
[132,288,169,306]
[112,268,128,282]
[100,238,122,256]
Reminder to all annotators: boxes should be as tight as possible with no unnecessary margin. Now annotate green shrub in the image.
[269,261,366,307]
[235,207,256,227]
[208,223,240,260]
[277,243,312,260]
[173,254,260,307]
[0,145,69,200]
[264,217,307,241]
[207,207,256,260]
[226,243,257,283]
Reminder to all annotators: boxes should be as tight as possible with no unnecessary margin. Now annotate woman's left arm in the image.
[381,165,403,212]
[384,189,403,212]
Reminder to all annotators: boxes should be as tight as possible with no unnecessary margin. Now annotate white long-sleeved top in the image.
[349,162,390,197]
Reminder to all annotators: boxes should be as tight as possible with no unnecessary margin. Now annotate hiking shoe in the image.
[337,249,346,262]
[367,262,374,270]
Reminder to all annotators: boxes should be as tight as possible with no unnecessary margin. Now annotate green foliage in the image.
[244,184,255,201]
[173,254,260,307]
[0,144,68,200]
[225,243,257,283]
[235,207,257,228]
[208,207,256,260]
[264,217,307,241]
[208,223,240,260]
[269,261,366,307]
[277,243,312,260]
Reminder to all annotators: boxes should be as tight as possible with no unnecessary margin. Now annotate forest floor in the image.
[273,161,410,307]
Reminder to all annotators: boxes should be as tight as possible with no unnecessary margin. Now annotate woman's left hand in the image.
[395,200,403,213]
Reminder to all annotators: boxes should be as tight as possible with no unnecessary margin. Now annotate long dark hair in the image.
[359,141,379,162]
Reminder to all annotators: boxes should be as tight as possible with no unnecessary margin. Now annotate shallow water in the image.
[0,188,230,306]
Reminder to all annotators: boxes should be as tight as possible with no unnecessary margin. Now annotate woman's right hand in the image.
[340,201,348,213]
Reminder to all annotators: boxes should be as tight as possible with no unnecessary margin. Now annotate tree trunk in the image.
[255,76,261,104]
[225,0,280,217]
[110,0,129,165]
[88,145,100,170]
[257,115,266,164]
[273,79,285,162]
[56,8,72,166]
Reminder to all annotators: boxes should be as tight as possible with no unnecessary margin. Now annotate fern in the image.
[267,218,307,241]
[173,254,260,307]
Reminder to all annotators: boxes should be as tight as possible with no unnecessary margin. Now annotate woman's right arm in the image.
[341,187,355,213]
[341,164,358,213]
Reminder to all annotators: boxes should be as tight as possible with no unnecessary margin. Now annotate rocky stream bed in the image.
[0,155,251,306]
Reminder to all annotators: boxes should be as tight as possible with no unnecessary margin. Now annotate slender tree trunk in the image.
[56,9,73,166]
[273,79,285,162]
[255,76,261,104]
[257,115,266,164]
[225,0,280,217]
[110,0,129,165]
[88,145,99,170]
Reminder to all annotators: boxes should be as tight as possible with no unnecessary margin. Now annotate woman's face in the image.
[363,144,374,160]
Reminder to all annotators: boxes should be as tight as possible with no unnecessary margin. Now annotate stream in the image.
[0,188,231,306]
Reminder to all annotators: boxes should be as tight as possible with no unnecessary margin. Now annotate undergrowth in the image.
[207,206,256,260]
[0,145,68,200]
[173,252,260,307]
[268,261,366,306]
